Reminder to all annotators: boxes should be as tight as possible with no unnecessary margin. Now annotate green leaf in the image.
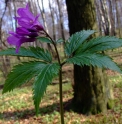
[2,61,46,93]
[29,47,52,63]
[67,53,122,73]
[0,47,52,63]
[76,36,122,53]
[33,63,60,115]
[65,30,95,56]
[37,37,52,44]
[56,38,64,43]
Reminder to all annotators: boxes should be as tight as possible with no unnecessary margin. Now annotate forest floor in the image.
[0,50,122,124]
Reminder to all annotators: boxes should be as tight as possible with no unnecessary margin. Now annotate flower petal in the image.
[16,17,34,28]
[16,27,30,35]
[7,35,19,46]
[31,14,44,30]
[15,3,44,31]
[17,3,35,20]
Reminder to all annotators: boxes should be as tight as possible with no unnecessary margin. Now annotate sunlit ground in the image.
[0,73,122,124]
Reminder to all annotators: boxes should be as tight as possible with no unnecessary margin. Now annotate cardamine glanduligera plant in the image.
[0,3,122,124]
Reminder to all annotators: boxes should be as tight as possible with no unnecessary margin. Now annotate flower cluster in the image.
[7,3,44,53]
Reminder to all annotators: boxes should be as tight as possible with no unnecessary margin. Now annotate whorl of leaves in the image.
[65,31,122,73]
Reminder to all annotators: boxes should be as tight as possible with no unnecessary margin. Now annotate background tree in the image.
[66,0,114,114]
[48,0,56,40]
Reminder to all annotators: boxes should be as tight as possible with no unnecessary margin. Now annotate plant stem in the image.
[59,67,64,124]
[44,30,65,124]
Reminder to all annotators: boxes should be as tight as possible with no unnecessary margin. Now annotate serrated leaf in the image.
[65,30,95,56]
[29,47,52,62]
[56,38,64,43]
[33,63,60,115]
[0,47,52,63]
[37,37,52,44]
[67,53,122,73]
[76,36,122,53]
[2,61,46,93]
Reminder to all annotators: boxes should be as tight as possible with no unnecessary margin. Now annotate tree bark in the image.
[66,0,114,115]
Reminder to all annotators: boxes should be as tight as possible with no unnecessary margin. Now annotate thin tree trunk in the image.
[0,0,10,78]
[56,0,65,40]
[39,0,49,33]
[115,0,121,37]
[48,0,56,40]
[8,2,14,30]
[0,0,8,47]
[95,0,102,35]
[56,0,66,57]
[99,0,110,35]
[108,0,116,36]
[13,0,17,29]
[37,0,55,55]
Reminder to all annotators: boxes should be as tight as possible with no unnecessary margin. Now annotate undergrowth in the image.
[0,74,122,124]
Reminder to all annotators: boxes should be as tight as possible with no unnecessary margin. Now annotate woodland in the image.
[0,0,122,124]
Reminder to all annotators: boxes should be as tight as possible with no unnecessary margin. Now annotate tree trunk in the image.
[37,0,55,56]
[56,0,65,40]
[115,0,121,37]
[48,0,56,40]
[56,0,66,57]
[66,0,114,115]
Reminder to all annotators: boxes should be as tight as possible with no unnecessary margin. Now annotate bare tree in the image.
[56,0,65,40]
[108,0,116,35]
[0,0,9,48]
[48,0,56,40]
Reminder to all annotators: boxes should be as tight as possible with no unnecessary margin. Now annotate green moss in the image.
[107,99,114,109]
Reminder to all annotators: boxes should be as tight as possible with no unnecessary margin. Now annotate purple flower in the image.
[7,3,44,53]
[16,27,38,37]
[15,3,44,31]
[7,31,36,53]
